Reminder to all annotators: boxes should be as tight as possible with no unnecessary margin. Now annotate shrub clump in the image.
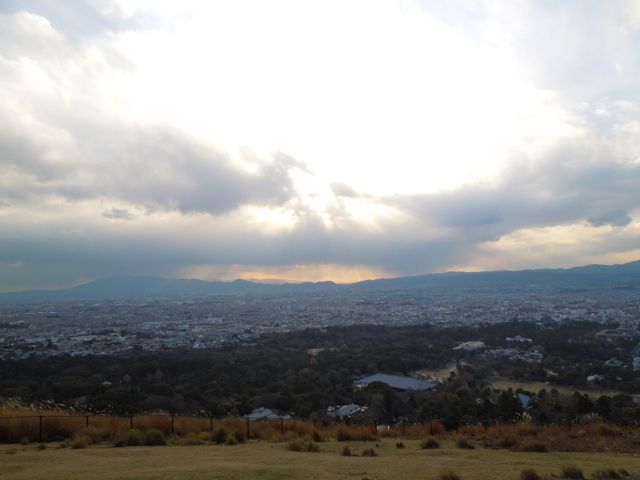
[520,441,548,453]
[456,438,475,449]
[143,428,166,446]
[361,448,377,457]
[233,430,246,443]
[591,469,623,480]
[213,427,227,445]
[37,443,46,451]
[497,436,517,449]
[127,429,144,446]
[429,420,446,435]
[286,440,318,452]
[71,434,90,449]
[421,437,440,449]
[341,445,351,456]
[438,469,463,480]
[336,427,351,441]
[113,438,126,448]
[560,465,584,479]
[520,468,541,480]
[179,432,204,446]
[80,425,104,444]
[395,441,405,449]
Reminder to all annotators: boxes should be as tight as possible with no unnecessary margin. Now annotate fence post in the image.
[372,420,377,435]
[86,415,89,428]
[402,421,406,435]
[130,416,133,430]
[429,419,433,435]
[171,414,175,434]
[38,415,43,443]
[210,416,213,432]
[280,418,284,434]
[246,418,250,439]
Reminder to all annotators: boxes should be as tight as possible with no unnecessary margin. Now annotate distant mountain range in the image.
[2,260,640,301]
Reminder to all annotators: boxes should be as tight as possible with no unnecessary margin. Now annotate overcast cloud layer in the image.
[1,0,639,291]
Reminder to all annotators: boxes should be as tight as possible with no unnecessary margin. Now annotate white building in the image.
[453,341,486,352]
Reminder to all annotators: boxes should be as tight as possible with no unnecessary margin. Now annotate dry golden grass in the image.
[2,440,640,480]
[458,422,640,453]
[3,403,640,455]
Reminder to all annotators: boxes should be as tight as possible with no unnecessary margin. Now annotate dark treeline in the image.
[1,321,639,426]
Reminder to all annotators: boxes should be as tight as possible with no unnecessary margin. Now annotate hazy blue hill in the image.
[64,276,245,297]
[566,260,640,273]
[352,260,640,289]
[1,260,639,301]
[0,275,337,301]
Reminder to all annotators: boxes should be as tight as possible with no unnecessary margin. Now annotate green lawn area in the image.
[487,377,629,399]
[2,440,640,480]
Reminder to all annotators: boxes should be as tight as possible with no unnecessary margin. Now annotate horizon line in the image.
[2,258,638,295]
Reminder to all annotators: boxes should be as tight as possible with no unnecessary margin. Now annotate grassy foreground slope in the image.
[3,440,640,480]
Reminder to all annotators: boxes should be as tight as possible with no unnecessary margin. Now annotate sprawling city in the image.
[2,283,640,361]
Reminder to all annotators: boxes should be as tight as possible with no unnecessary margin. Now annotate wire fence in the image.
[0,414,444,443]
[0,414,249,443]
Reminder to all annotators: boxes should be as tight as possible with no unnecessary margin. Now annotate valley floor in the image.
[2,440,640,480]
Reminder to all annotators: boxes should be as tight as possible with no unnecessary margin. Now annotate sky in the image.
[1,0,640,291]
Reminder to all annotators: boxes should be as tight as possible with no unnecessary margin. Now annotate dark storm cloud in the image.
[89,128,298,215]
[398,141,640,241]
[1,124,298,215]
